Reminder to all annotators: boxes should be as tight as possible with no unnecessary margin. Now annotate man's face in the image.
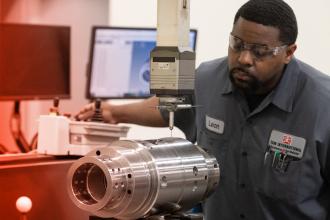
[228,17,292,94]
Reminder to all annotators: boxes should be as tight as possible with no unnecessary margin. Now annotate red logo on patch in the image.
[283,135,292,145]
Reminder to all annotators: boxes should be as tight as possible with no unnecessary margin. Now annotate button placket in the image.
[238,118,253,218]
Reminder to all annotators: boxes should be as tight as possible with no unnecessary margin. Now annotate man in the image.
[75,0,330,219]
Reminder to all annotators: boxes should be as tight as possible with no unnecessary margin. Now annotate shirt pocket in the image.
[198,130,229,179]
[255,153,302,202]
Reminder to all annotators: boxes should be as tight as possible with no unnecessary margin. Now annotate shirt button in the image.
[246,119,252,124]
[242,152,247,157]
[241,183,246,188]
[240,214,245,218]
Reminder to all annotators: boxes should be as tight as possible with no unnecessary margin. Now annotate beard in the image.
[229,67,262,94]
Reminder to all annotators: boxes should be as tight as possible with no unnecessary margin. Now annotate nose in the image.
[238,49,253,67]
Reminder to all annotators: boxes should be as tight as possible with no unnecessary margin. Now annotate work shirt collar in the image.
[221,56,300,113]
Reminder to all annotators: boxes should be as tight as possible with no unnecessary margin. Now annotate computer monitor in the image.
[0,23,70,100]
[86,26,197,99]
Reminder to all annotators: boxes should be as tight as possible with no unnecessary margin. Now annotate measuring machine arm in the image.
[150,0,197,132]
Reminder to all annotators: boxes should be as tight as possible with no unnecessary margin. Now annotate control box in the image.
[37,115,130,156]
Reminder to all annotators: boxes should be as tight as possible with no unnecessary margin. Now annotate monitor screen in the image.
[86,26,197,99]
[0,23,70,100]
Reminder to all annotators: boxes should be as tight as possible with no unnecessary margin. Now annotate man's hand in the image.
[74,101,117,124]
[74,97,168,127]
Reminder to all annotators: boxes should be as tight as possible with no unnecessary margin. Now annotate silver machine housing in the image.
[67,138,220,219]
[150,47,196,96]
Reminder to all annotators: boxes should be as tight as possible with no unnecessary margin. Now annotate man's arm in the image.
[74,96,168,127]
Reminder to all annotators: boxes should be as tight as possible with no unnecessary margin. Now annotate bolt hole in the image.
[192,181,198,191]
[128,174,132,178]
[193,166,198,176]
[161,176,167,188]
[205,175,208,180]
[118,168,120,172]
[127,190,132,194]
[214,164,218,168]
[96,150,101,156]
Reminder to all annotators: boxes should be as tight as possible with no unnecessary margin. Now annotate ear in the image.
[284,44,297,64]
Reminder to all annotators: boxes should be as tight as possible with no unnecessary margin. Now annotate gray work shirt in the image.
[160,56,330,220]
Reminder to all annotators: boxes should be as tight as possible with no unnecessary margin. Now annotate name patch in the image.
[268,130,306,159]
[206,115,224,134]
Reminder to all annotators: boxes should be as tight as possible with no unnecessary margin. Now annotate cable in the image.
[0,144,8,154]
[9,101,30,153]
[30,132,38,150]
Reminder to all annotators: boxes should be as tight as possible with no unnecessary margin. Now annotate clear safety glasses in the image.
[229,33,287,60]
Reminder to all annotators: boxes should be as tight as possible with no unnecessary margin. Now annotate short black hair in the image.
[234,0,298,45]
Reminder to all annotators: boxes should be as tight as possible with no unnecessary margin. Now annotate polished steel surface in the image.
[67,138,220,219]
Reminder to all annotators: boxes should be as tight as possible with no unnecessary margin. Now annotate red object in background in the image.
[0,24,71,152]
[16,196,32,220]
[0,155,89,220]
[63,113,72,120]
[0,23,71,101]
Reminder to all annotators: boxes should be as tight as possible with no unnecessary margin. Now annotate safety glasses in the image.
[229,33,287,60]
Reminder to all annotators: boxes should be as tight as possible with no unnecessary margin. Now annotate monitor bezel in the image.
[86,26,197,100]
[0,23,71,101]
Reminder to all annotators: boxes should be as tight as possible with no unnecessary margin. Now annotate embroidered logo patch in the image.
[205,115,225,134]
[268,130,306,159]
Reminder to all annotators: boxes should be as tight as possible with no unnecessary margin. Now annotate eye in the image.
[253,46,270,56]
[234,38,242,44]
[233,45,245,51]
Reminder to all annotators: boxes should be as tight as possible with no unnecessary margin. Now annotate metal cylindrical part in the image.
[67,138,220,219]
